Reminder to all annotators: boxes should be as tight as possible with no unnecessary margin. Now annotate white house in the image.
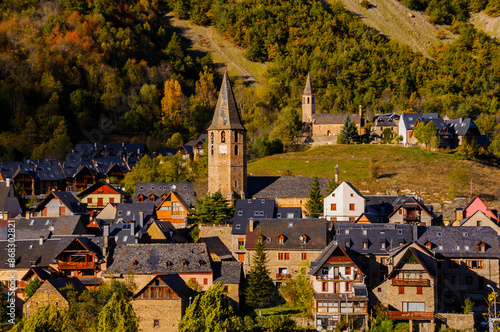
[398,113,440,146]
[324,182,365,221]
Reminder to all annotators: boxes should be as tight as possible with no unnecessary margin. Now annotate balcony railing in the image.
[392,278,430,286]
[316,274,361,281]
[276,273,291,280]
[58,261,96,269]
[387,311,434,320]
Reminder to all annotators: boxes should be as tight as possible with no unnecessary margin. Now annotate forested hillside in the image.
[0,0,216,160]
[2,0,500,161]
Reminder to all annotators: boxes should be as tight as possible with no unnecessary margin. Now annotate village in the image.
[0,72,498,332]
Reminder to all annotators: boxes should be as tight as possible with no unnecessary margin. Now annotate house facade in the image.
[324,181,366,221]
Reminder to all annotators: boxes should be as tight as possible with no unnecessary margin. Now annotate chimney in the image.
[6,178,10,187]
[456,209,464,222]
[3,212,8,220]
[139,211,144,228]
[412,225,418,241]
[249,219,254,232]
[103,224,109,257]
[335,164,339,183]
[130,222,135,236]
[135,234,139,244]
[26,211,30,219]
[39,236,44,246]
[359,105,362,118]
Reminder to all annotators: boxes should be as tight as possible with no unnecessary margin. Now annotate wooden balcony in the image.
[58,261,96,269]
[392,278,430,286]
[387,311,434,320]
[276,273,290,280]
[316,274,361,281]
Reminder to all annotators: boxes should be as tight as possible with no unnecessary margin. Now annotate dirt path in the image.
[165,13,263,85]
[338,0,456,58]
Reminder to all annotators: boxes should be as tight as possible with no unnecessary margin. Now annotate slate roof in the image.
[40,277,87,299]
[245,219,329,251]
[373,113,399,127]
[309,241,363,276]
[157,148,178,156]
[200,236,234,260]
[232,199,276,235]
[248,176,330,199]
[277,207,302,219]
[416,226,500,259]
[304,72,314,94]
[8,216,88,240]
[334,223,414,255]
[445,118,480,137]
[312,113,361,125]
[400,113,440,130]
[134,274,190,301]
[109,223,147,245]
[105,243,213,275]
[442,197,468,222]
[0,236,104,268]
[32,191,83,215]
[99,203,156,227]
[213,261,242,284]
[207,72,245,131]
[0,181,22,218]
[134,182,195,207]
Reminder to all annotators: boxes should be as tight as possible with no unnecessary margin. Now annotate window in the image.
[345,241,350,248]
[466,260,483,269]
[349,217,355,221]
[235,132,239,143]
[153,319,160,328]
[278,235,284,244]
[377,287,382,293]
[437,232,442,237]
[278,253,290,260]
[417,287,422,294]
[477,220,482,226]
[331,203,336,211]
[235,145,238,155]
[301,253,307,260]
[203,278,208,285]
[345,282,351,292]
[211,133,214,144]
[322,282,328,292]
[238,254,244,262]
[350,193,354,197]
[464,245,469,251]
[109,198,114,203]
[87,198,92,204]
[345,230,349,235]
[363,242,368,249]
[362,230,367,235]
[345,267,351,275]
[380,242,386,249]
[402,302,425,312]
[463,232,468,237]
[399,286,405,294]
[349,204,355,211]
[399,209,402,215]
[381,258,388,266]
[237,210,243,216]
[238,238,244,249]
[221,131,226,143]
[478,242,485,252]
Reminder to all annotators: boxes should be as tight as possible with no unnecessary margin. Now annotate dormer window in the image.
[199,260,205,267]
[132,260,139,266]
[166,261,171,267]
[278,234,285,244]
[300,234,307,244]
[182,260,188,267]
[363,242,368,249]
[238,210,243,216]
[380,242,386,249]
[437,232,442,237]
[478,242,486,252]
[463,232,468,237]
[425,241,432,250]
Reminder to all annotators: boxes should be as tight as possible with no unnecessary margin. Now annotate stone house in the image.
[450,210,500,235]
[244,219,330,282]
[199,236,234,261]
[416,226,500,312]
[371,113,399,142]
[370,242,436,331]
[387,196,436,226]
[334,223,414,289]
[309,241,368,330]
[324,181,366,222]
[131,274,190,332]
[23,277,86,316]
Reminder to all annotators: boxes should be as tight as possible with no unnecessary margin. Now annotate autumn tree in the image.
[96,293,138,332]
[161,79,183,126]
[178,282,240,332]
[245,228,274,315]
[413,121,438,148]
[278,261,314,316]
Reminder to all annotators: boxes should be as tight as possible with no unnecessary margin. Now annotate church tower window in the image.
[221,131,226,143]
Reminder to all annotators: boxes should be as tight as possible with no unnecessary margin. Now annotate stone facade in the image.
[198,224,233,253]
[23,285,68,315]
[436,313,474,331]
[132,299,186,332]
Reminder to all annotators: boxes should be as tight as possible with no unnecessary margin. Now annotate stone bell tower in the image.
[302,72,315,123]
[207,71,247,200]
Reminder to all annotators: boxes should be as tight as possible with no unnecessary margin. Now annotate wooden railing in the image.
[316,274,361,281]
[58,261,95,269]
[387,311,434,320]
[392,278,430,286]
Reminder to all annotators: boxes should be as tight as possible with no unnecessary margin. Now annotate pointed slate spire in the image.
[208,71,245,131]
[303,72,314,95]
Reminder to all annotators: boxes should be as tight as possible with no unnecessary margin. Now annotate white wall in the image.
[323,182,365,221]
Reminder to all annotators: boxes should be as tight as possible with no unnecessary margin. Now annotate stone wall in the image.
[132,298,185,332]
[23,288,68,316]
[198,224,233,252]
[436,313,474,331]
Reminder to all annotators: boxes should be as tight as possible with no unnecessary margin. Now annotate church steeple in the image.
[207,72,247,200]
[302,72,315,123]
[207,71,245,131]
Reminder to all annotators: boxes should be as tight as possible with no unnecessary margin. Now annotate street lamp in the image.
[487,284,497,318]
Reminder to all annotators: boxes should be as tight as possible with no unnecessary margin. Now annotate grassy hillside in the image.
[248,145,500,207]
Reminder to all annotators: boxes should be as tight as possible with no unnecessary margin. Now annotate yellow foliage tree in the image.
[161,79,183,126]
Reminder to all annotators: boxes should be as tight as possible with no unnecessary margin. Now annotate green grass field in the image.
[248,145,500,206]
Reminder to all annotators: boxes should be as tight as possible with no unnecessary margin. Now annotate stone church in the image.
[302,73,364,144]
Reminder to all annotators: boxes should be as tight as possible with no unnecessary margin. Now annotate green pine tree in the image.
[190,191,234,224]
[23,277,42,300]
[323,177,338,198]
[305,177,323,218]
[339,115,359,144]
[245,228,274,315]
